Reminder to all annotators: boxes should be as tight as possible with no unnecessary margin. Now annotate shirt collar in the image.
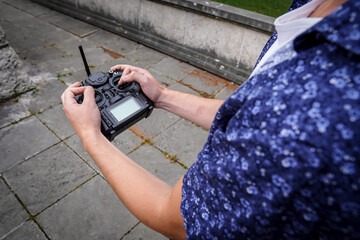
[294,0,360,55]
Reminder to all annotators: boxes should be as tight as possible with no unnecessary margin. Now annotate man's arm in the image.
[111,65,224,130]
[61,83,186,239]
[157,88,223,130]
[85,133,186,239]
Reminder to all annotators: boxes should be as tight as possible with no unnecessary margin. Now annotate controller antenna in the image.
[78,45,91,77]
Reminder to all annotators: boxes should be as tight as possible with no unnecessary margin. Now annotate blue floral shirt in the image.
[181,0,360,239]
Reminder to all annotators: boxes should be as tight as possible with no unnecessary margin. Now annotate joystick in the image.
[75,45,153,141]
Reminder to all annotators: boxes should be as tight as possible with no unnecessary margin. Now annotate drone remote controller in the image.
[76,45,153,141]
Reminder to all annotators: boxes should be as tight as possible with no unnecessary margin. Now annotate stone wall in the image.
[32,0,274,84]
[0,25,33,101]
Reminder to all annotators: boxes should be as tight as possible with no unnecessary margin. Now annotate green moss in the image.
[57,73,67,79]
[211,0,292,18]
[12,90,21,98]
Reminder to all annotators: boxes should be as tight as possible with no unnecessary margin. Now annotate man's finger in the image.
[111,64,139,74]
[62,88,79,106]
[122,66,133,78]
[68,86,86,96]
[121,71,147,86]
[83,86,96,105]
[69,82,81,88]
[61,82,81,103]
[62,86,86,106]
[111,64,131,71]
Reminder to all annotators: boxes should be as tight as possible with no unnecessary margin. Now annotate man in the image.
[62,0,359,239]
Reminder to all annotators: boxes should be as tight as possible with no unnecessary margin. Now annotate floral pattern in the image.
[181,0,360,239]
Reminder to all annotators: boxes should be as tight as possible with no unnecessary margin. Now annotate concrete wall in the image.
[32,0,274,84]
[0,25,33,100]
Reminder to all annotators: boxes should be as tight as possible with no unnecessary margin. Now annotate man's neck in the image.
[308,0,348,18]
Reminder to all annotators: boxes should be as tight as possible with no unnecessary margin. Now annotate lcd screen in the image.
[109,97,142,122]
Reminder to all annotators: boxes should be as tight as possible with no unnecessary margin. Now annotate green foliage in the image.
[56,73,67,79]
[12,90,21,98]
[212,0,292,18]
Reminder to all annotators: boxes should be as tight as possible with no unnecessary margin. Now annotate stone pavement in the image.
[0,0,239,239]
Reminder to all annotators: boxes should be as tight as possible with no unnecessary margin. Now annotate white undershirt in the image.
[251,0,325,77]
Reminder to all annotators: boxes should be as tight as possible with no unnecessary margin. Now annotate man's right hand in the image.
[110,65,165,108]
[110,64,225,130]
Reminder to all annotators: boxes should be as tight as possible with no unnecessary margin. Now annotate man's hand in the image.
[110,65,165,107]
[61,82,102,144]
[111,64,224,130]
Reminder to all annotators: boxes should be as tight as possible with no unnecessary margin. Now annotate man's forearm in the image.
[157,88,224,130]
[83,133,186,239]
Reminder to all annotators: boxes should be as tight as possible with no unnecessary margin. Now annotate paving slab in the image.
[19,78,66,114]
[3,142,96,215]
[8,12,55,33]
[37,175,138,240]
[167,82,202,97]
[123,222,167,240]
[112,129,144,154]
[63,134,100,173]
[38,10,98,38]
[0,2,30,25]
[133,108,181,139]
[53,35,99,57]
[0,116,59,173]
[0,18,48,46]
[180,68,229,96]
[85,29,125,45]
[99,35,141,56]
[153,119,208,168]
[148,69,177,87]
[125,45,167,69]
[79,45,114,67]
[40,27,80,47]
[36,53,88,75]
[0,178,29,238]
[149,57,195,81]
[215,82,239,100]
[0,3,49,52]
[58,69,88,86]
[2,0,50,17]
[21,44,67,66]
[4,30,48,54]
[0,19,17,39]
[37,104,75,140]
[128,144,186,186]
[64,129,143,173]
[0,99,31,129]
[1,220,47,240]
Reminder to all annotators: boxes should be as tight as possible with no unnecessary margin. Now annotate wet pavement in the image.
[0,0,238,239]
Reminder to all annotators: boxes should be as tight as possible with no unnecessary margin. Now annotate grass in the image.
[212,0,293,18]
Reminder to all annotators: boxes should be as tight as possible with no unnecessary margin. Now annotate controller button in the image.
[118,82,131,89]
[95,94,102,103]
[86,72,107,86]
[103,84,111,91]
[76,95,84,104]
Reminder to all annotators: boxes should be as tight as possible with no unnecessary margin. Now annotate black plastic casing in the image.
[76,70,153,141]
